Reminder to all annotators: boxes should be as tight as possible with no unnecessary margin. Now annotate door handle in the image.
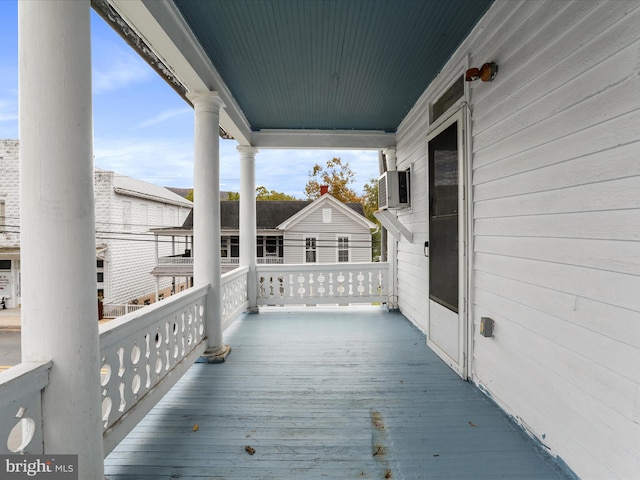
[424,241,429,257]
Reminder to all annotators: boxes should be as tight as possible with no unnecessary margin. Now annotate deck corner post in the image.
[238,145,259,313]
[187,91,230,360]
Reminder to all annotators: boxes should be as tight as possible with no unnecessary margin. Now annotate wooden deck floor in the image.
[105,307,569,479]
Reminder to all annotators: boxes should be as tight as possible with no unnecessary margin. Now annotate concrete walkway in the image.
[0,307,20,331]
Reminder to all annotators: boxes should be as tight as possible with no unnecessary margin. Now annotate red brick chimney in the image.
[320,185,329,196]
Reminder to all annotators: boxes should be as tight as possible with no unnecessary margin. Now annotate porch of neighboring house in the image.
[104,307,567,480]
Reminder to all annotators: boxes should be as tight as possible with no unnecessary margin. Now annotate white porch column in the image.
[238,146,258,312]
[187,91,230,360]
[19,1,104,477]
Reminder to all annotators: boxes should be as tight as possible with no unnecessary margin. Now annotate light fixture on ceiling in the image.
[465,62,498,82]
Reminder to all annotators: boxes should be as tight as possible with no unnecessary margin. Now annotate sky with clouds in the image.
[0,1,380,199]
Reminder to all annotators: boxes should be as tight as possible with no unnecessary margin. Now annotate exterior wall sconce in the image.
[465,62,498,82]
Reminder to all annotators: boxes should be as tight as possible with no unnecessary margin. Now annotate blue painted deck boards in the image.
[105,307,568,479]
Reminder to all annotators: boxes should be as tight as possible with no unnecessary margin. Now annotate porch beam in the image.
[18,0,104,476]
[187,91,231,361]
[238,146,259,312]
[251,129,396,149]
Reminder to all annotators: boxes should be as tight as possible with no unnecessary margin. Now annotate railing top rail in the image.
[99,284,208,340]
[0,361,52,409]
[256,262,389,272]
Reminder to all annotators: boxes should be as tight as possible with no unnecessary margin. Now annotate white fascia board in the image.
[110,0,252,145]
[252,129,396,150]
[278,194,375,231]
[374,210,413,243]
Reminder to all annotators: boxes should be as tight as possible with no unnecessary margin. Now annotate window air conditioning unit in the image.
[378,170,410,210]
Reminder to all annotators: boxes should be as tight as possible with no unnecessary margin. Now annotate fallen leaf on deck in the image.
[469,421,477,427]
[192,424,199,432]
[245,445,256,455]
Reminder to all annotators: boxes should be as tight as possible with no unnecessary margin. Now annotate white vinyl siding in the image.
[394,1,640,479]
[283,201,372,264]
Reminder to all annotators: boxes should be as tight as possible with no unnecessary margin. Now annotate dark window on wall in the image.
[305,238,317,263]
[97,259,104,268]
[97,272,104,283]
[0,260,11,270]
[432,76,464,123]
[221,237,229,258]
[230,236,239,258]
[338,237,349,262]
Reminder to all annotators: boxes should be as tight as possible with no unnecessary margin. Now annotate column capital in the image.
[236,145,260,158]
[186,91,225,112]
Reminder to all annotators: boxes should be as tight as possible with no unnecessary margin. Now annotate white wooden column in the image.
[187,91,230,360]
[18,1,104,477]
[238,146,259,312]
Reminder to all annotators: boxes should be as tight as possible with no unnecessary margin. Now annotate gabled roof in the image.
[276,194,375,231]
[99,168,193,208]
[175,199,368,232]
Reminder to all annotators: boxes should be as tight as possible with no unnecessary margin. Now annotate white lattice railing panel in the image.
[99,286,208,455]
[222,266,249,323]
[0,362,51,455]
[256,263,389,305]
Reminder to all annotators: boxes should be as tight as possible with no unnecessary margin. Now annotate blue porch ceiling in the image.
[172,0,493,133]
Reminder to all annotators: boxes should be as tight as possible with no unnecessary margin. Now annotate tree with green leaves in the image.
[226,187,298,201]
[304,157,360,203]
[362,178,381,261]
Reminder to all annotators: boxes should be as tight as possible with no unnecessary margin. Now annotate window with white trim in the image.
[305,237,317,263]
[338,236,349,262]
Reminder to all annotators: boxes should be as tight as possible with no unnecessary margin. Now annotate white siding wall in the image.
[102,192,185,304]
[284,204,372,264]
[395,1,640,478]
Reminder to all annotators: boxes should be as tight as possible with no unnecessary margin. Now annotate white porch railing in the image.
[0,361,52,454]
[102,303,146,318]
[99,267,248,456]
[221,266,250,330]
[221,257,284,265]
[157,256,194,265]
[256,262,389,305]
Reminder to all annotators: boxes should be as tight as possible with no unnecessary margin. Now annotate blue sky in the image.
[0,1,379,199]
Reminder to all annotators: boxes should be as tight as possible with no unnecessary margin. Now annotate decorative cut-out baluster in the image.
[337,272,345,295]
[117,347,125,378]
[145,363,151,388]
[317,272,325,296]
[277,275,284,297]
[357,271,365,295]
[118,382,126,412]
[308,272,314,297]
[288,274,294,297]
[297,273,305,298]
[329,273,334,296]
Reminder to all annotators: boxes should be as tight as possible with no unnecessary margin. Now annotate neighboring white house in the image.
[94,168,192,305]
[0,140,20,308]
[0,140,192,308]
[151,192,375,279]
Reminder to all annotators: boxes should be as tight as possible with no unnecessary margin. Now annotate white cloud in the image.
[138,108,192,129]
[94,136,194,187]
[92,44,153,95]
